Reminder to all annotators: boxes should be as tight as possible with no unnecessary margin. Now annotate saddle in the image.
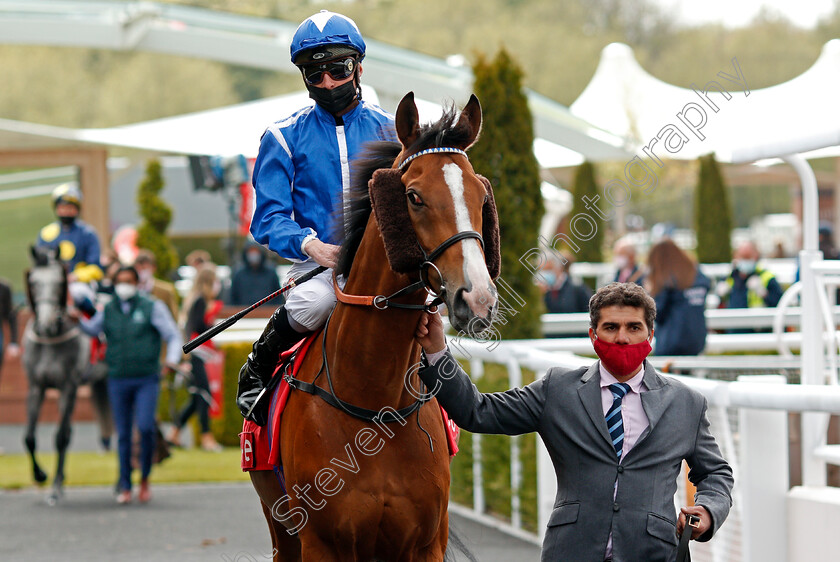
[240,335,459,476]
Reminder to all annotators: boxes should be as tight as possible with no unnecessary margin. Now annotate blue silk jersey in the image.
[250,100,395,261]
[36,219,102,282]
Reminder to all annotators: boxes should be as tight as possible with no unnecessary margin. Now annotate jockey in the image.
[36,183,103,314]
[236,11,396,422]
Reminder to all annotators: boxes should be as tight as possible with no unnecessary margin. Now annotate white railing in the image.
[541,306,840,337]
[569,259,799,289]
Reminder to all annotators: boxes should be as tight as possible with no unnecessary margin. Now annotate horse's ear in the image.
[477,174,501,279]
[458,94,482,150]
[395,92,420,149]
[30,245,38,262]
[369,168,424,273]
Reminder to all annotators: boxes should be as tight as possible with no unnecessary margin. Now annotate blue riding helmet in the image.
[290,11,366,64]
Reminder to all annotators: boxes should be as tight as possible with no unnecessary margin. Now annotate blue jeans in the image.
[107,374,159,492]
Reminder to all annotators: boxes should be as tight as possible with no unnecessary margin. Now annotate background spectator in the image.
[716,240,782,310]
[135,249,179,318]
[539,251,591,314]
[78,266,182,504]
[0,277,20,387]
[97,248,122,300]
[612,236,645,285]
[184,249,211,270]
[169,266,223,452]
[228,241,282,307]
[819,222,839,260]
[646,239,710,356]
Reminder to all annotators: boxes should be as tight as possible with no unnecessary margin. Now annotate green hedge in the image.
[212,342,252,447]
[450,361,539,533]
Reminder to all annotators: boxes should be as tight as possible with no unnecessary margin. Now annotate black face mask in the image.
[58,215,76,227]
[306,79,359,115]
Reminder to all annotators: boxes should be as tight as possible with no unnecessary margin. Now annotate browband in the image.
[397,147,468,170]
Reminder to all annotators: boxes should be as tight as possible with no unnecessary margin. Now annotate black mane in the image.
[334,103,474,277]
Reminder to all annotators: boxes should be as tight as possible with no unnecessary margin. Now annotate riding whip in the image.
[182,265,327,354]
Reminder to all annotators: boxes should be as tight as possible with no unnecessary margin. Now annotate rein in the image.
[283,309,432,425]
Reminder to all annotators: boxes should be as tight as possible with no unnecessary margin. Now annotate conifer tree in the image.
[694,154,733,263]
[470,49,544,339]
[136,159,178,278]
[568,161,604,263]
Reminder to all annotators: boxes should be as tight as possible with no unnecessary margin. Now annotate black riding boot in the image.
[236,306,309,425]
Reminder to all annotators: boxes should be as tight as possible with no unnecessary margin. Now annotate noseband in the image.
[336,147,485,311]
[419,230,484,299]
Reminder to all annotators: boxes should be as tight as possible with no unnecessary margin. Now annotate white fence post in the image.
[507,357,523,529]
[469,358,485,515]
[738,374,788,562]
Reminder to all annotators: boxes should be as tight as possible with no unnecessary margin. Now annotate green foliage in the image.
[568,161,604,263]
[448,361,538,532]
[0,449,248,489]
[136,159,179,278]
[469,49,544,339]
[694,154,733,263]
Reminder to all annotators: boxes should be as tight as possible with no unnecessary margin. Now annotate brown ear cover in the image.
[478,174,501,280]
[369,168,425,274]
[368,168,502,278]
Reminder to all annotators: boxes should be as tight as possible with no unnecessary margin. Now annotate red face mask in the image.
[592,337,652,378]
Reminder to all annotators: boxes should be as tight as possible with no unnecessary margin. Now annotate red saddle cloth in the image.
[240,337,459,472]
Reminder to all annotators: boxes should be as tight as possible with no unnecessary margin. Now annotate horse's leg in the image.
[250,470,301,562]
[48,381,78,505]
[23,385,47,484]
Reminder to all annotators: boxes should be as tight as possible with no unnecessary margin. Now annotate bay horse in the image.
[249,92,500,560]
[22,245,92,505]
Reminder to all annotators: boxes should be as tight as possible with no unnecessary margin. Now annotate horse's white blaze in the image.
[442,163,496,318]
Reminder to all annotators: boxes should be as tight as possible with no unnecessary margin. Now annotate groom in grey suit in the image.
[416,282,733,562]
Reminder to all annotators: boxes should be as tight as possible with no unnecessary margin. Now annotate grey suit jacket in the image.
[420,354,733,562]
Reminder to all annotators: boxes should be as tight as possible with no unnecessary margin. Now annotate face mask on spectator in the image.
[614,256,629,270]
[734,259,756,275]
[246,251,262,266]
[114,283,137,301]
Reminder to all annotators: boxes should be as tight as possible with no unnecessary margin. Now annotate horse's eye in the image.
[407,191,424,207]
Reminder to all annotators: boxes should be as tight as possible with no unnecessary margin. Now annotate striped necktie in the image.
[606,383,632,460]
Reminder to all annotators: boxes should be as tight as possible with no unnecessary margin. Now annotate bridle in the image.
[335,147,485,311]
[27,265,78,344]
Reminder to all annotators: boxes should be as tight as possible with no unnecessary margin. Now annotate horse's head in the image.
[27,245,68,336]
[369,92,500,336]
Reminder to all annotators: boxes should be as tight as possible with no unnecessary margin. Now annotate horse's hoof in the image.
[46,493,59,506]
[33,469,48,484]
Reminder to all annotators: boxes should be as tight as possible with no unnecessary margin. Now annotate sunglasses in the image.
[301,57,357,86]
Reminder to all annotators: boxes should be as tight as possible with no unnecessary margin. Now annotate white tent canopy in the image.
[0,86,584,168]
[570,40,840,162]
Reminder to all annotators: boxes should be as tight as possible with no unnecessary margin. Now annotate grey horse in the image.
[22,245,91,505]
